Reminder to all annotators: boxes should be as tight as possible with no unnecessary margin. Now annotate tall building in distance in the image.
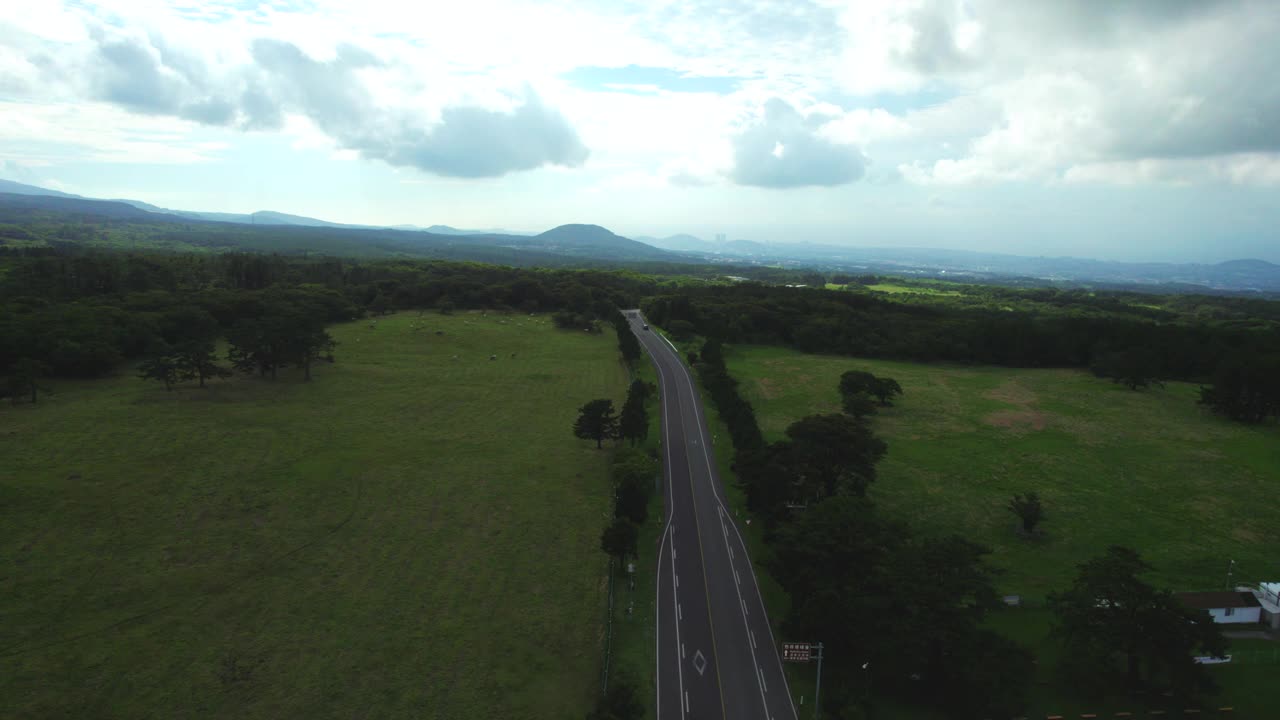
[715,233,726,244]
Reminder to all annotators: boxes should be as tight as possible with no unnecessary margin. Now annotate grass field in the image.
[728,345,1280,595]
[725,344,1280,716]
[865,282,962,296]
[1,311,629,720]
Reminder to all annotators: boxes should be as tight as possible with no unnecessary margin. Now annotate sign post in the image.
[782,642,825,720]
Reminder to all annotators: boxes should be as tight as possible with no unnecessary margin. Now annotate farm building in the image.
[1175,591,1262,624]
[1249,582,1280,630]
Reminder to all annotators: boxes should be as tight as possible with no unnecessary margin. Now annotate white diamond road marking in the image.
[693,649,707,676]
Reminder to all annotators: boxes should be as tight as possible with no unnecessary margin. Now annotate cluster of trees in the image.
[599,448,658,566]
[1049,547,1227,700]
[611,312,642,367]
[130,302,335,390]
[773,495,1035,717]
[574,381,653,449]
[697,339,763,450]
[1197,356,1280,423]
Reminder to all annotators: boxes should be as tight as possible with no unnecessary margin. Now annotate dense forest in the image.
[641,282,1280,381]
[5,246,1279,423]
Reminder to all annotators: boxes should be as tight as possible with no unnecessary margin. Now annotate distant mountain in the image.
[636,233,722,253]
[0,178,81,199]
[530,224,671,260]
[0,192,159,220]
[724,238,771,254]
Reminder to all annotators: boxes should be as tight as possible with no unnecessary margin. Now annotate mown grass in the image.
[1,310,629,720]
[865,282,962,296]
[726,344,1280,716]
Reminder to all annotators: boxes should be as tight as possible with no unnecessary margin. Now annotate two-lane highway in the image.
[627,311,796,720]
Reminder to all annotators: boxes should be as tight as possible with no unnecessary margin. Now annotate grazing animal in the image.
[489,354,497,360]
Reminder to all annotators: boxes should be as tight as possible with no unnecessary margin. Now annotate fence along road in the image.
[627,311,796,720]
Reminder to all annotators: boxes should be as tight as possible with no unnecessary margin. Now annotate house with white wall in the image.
[1175,591,1262,624]
[1248,582,1280,629]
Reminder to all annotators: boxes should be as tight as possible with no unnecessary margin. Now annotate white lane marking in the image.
[734,568,741,585]
[751,631,757,649]
[681,643,685,659]
[678,604,682,621]
[667,337,797,720]
[741,598,749,616]
[684,692,690,713]
[759,666,769,693]
[669,525,687,720]
[646,313,685,720]
[727,546,734,561]
[675,574,679,589]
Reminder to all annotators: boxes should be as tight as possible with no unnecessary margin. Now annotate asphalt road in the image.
[626,311,797,720]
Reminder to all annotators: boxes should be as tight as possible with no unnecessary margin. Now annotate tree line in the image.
[0,249,659,401]
[641,284,1280,382]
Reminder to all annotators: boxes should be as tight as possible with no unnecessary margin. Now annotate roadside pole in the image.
[782,641,824,719]
[813,642,824,720]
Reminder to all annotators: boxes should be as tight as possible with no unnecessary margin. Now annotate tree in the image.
[6,357,51,404]
[286,320,336,381]
[1048,546,1227,696]
[618,380,649,446]
[614,474,649,524]
[1198,357,1280,423]
[138,353,186,391]
[785,413,888,499]
[227,317,285,379]
[574,398,619,448]
[612,312,642,366]
[175,340,231,388]
[1008,492,1045,535]
[586,675,644,720]
[600,518,638,564]
[1091,349,1164,391]
[839,370,903,415]
[841,390,877,419]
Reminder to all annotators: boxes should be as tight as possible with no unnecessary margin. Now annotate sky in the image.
[1,0,1279,262]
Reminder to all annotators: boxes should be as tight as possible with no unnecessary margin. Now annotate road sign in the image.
[782,642,812,662]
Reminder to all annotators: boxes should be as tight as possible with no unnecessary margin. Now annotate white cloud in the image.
[729,98,866,188]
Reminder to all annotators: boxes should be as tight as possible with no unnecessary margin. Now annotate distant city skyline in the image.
[2,1,1278,263]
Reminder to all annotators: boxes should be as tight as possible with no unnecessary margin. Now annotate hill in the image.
[0,193,680,266]
[530,223,671,260]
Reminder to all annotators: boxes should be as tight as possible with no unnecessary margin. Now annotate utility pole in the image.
[1226,558,1235,589]
[813,642,824,720]
[783,641,825,719]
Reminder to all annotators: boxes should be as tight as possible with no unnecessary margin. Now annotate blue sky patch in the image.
[563,65,741,94]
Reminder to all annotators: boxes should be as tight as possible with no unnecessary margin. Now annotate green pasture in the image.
[728,344,1280,596]
[1,311,629,719]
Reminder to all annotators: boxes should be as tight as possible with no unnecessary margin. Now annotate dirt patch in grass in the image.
[983,409,1048,431]
[985,378,1038,407]
[755,377,781,400]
